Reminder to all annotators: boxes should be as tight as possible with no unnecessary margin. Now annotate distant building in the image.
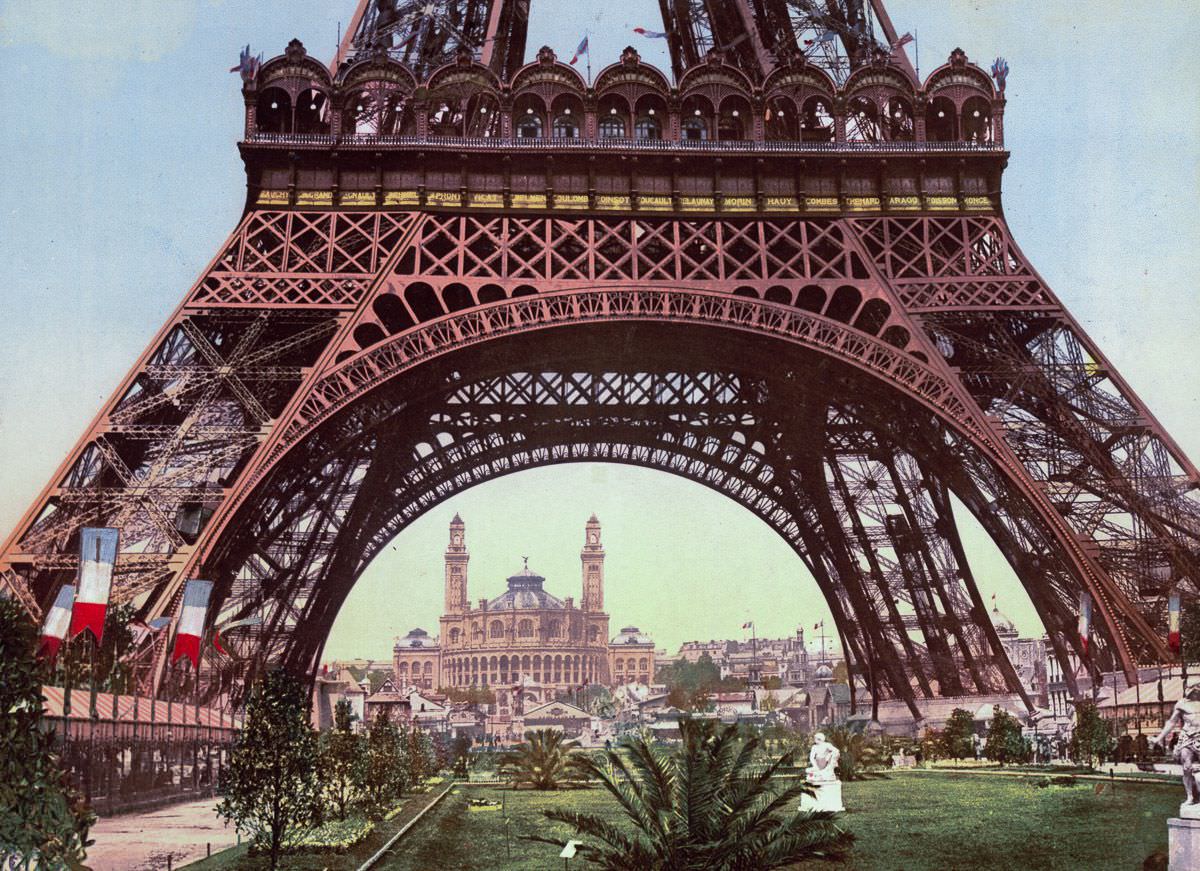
[609,626,655,686]
[390,514,655,722]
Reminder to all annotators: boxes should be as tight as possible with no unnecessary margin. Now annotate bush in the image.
[280,816,374,854]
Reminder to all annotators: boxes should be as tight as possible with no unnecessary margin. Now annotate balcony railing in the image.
[243,132,1004,155]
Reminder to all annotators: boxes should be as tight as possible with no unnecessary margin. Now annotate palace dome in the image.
[486,563,565,611]
[990,604,1017,636]
[612,626,653,645]
[396,627,438,649]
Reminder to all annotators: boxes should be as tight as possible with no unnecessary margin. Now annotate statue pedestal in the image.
[800,780,845,814]
[1169,817,1200,870]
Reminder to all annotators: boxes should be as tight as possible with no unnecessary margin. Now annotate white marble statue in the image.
[1155,682,1200,819]
[801,732,845,813]
[807,732,841,782]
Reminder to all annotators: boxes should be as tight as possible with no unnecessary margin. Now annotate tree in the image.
[319,699,364,819]
[405,726,434,786]
[0,597,94,868]
[359,710,407,813]
[983,708,1028,766]
[826,726,881,781]
[500,729,583,790]
[656,654,745,712]
[941,708,976,760]
[451,734,472,777]
[538,719,851,869]
[1069,700,1114,769]
[216,670,321,869]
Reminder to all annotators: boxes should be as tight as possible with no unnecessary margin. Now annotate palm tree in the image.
[499,728,584,790]
[536,719,851,869]
[825,726,882,781]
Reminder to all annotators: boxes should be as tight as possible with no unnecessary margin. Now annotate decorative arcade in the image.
[3,0,1197,781]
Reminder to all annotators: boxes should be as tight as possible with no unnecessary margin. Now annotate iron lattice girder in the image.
[2,199,1195,700]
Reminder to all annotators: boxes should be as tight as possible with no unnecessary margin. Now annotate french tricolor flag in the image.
[570,35,588,66]
[1077,591,1092,654]
[172,579,214,668]
[1169,593,1182,654]
[39,584,75,663]
[69,527,119,643]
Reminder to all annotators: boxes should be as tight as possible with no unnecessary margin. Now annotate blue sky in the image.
[0,1,1197,659]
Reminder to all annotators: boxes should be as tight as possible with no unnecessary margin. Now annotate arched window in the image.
[884,97,915,141]
[553,114,579,138]
[681,96,713,140]
[801,96,834,142]
[518,619,534,638]
[517,109,543,138]
[429,99,463,136]
[256,88,292,134]
[343,92,375,135]
[718,97,750,140]
[634,116,661,140]
[464,93,500,137]
[588,625,600,642]
[764,95,799,140]
[398,662,409,676]
[599,115,626,138]
[846,96,880,142]
[925,96,958,142]
[295,89,329,135]
[490,620,504,639]
[546,620,560,637]
[681,117,707,141]
[962,96,992,143]
[634,94,667,141]
[449,627,461,644]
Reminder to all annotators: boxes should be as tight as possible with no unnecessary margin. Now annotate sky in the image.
[0,1,1197,661]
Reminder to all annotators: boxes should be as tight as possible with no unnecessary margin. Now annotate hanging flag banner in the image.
[570,34,589,66]
[1169,593,1182,654]
[172,579,214,668]
[632,27,668,39]
[1077,591,1093,654]
[69,527,119,643]
[211,614,263,657]
[39,584,76,663]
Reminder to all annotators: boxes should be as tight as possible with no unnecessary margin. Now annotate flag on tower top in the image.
[742,621,753,629]
[632,27,668,39]
[570,35,589,66]
[69,527,118,643]
[39,584,75,664]
[172,579,214,668]
[804,29,838,47]
[230,44,261,82]
[990,57,1010,93]
[814,620,824,630]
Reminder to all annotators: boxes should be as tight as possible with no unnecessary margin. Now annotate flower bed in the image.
[280,816,375,854]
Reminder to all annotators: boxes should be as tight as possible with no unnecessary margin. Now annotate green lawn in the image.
[376,773,1178,870]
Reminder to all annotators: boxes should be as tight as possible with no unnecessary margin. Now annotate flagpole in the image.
[586,29,592,87]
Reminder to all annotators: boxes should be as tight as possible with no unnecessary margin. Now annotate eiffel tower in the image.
[4,0,1196,720]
